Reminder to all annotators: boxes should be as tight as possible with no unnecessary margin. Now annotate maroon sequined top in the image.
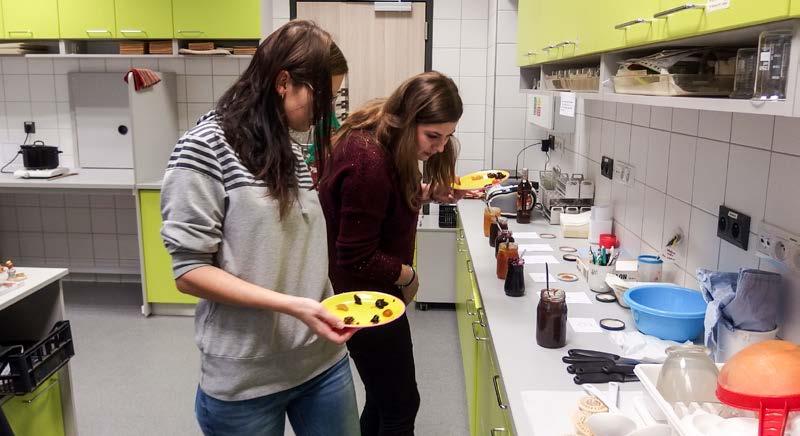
[318,131,418,298]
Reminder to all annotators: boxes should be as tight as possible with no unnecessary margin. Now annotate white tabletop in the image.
[0,267,69,311]
[0,168,134,190]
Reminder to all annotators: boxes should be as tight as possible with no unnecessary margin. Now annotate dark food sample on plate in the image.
[354,294,362,305]
[344,316,355,325]
[336,303,348,311]
[370,315,380,324]
[375,298,388,309]
[383,309,393,317]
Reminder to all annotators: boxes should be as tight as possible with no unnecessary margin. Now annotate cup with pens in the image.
[586,246,618,293]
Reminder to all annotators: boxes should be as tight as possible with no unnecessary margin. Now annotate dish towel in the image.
[124,68,161,91]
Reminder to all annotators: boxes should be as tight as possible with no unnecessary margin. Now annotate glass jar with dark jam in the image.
[494,230,514,258]
[504,258,526,297]
[536,289,567,348]
[489,216,509,247]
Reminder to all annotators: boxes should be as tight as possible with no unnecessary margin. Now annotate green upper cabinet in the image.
[596,0,662,52]
[0,1,5,40]
[2,0,59,38]
[516,0,540,66]
[172,0,260,39]
[792,1,800,15]
[115,0,174,39]
[58,0,115,39]
[657,0,791,41]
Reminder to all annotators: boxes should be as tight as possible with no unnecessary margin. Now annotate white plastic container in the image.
[589,219,613,243]
[587,263,615,293]
[638,255,663,282]
[716,326,779,362]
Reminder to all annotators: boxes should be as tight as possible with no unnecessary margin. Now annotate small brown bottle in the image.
[516,168,534,224]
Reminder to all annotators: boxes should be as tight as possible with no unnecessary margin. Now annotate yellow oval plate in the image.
[322,291,406,329]
[453,170,510,191]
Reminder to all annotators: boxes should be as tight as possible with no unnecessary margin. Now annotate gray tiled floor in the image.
[63,282,468,436]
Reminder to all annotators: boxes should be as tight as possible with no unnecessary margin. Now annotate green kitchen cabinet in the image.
[2,0,59,39]
[657,0,790,41]
[596,0,662,52]
[139,190,198,305]
[58,0,115,39]
[516,0,540,65]
[1,374,65,436]
[172,0,260,39]
[475,326,513,436]
[115,0,174,39]
[455,230,479,436]
[0,2,5,40]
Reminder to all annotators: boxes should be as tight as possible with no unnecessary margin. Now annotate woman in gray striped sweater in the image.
[160,21,358,436]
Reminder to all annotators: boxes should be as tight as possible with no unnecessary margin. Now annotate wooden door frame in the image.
[290,0,434,72]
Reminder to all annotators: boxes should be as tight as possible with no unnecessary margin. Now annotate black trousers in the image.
[347,314,420,436]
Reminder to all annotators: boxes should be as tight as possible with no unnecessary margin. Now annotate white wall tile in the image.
[66,207,91,233]
[40,193,64,207]
[31,102,58,129]
[631,104,651,127]
[603,101,617,120]
[462,0,489,18]
[113,209,137,235]
[691,138,729,215]
[629,126,649,182]
[175,75,187,103]
[158,58,186,74]
[595,172,611,204]
[687,207,721,274]
[29,75,56,102]
[495,43,518,76]
[663,196,691,269]
[0,232,20,257]
[626,182,645,236]
[642,186,666,248]
[718,234,760,272]
[90,208,116,233]
[2,58,28,74]
[457,159,484,174]
[271,18,288,32]
[498,0,517,11]
[0,208,18,231]
[459,49,487,76]
[433,48,460,77]
[59,129,74,154]
[105,58,131,73]
[772,116,800,157]
[725,145,771,229]
[93,234,119,259]
[4,75,30,101]
[19,232,44,257]
[458,76,487,105]
[460,20,488,48]
[457,132,484,160]
[53,59,80,75]
[186,76,214,103]
[212,76,237,102]
[27,59,53,75]
[698,110,732,142]
[272,0,290,18]
[613,122,631,161]
[493,139,524,168]
[496,11,517,43]
[460,104,486,133]
[239,58,251,74]
[493,107,525,139]
[32,128,59,146]
[434,0,461,19]
[55,75,70,102]
[765,153,800,236]
[187,103,211,126]
[650,106,672,131]
[616,103,632,123]
[433,19,461,48]
[41,207,67,232]
[585,100,603,118]
[666,133,696,203]
[118,234,139,259]
[114,194,135,209]
[79,59,106,72]
[57,102,71,129]
[671,108,699,136]
[177,103,189,131]
[131,58,159,70]
[600,119,615,158]
[6,102,32,132]
[65,193,89,207]
[588,116,602,162]
[646,129,670,193]
[17,207,42,232]
[44,232,69,259]
[730,113,773,150]
[494,76,525,108]
[185,58,212,75]
[612,182,627,224]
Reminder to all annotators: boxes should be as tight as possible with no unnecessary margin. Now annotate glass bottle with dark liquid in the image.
[516,168,534,224]
[536,289,567,348]
[494,230,514,258]
[489,217,509,248]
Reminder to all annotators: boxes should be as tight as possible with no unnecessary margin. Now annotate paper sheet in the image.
[568,317,603,333]
[513,232,540,239]
[528,273,557,283]
[518,243,553,253]
[523,255,560,264]
[559,92,576,117]
[565,292,592,304]
[521,390,644,435]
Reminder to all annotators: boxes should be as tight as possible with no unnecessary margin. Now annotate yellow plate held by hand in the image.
[452,170,510,191]
[322,291,405,329]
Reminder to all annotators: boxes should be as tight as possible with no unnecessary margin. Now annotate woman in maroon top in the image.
[318,71,463,436]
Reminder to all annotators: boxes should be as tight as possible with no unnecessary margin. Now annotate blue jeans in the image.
[195,356,360,436]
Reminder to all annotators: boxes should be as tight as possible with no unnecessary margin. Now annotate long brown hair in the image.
[216,20,348,218]
[332,71,462,210]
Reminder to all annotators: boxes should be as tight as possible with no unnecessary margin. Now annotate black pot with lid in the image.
[20,140,61,170]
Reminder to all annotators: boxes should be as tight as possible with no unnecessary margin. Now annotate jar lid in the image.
[638,255,663,265]
[600,318,626,331]
[498,217,508,225]
[541,288,565,301]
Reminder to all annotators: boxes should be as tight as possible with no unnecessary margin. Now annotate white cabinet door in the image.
[69,73,134,169]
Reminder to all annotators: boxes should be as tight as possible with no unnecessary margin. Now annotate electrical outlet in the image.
[613,161,634,186]
[758,222,800,272]
[717,205,750,250]
[601,156,614,179]
[540,135,555,152]
[23,121,35,134]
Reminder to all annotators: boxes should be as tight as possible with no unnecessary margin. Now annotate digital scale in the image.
[13,167,70,179]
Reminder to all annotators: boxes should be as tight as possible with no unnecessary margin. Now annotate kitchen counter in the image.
[0,168,134,190]
[457,200,641,435]
[136,179,163,189]
[417,211,457,233]
[0,267,69,311]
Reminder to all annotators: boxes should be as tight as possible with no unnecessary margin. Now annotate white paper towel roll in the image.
[589,219,613,243]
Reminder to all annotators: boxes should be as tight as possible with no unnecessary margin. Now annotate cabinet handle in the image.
[467,259,474,273]
[491,428,508,436]
[9,30,33,35]
[472,320,488,341]
[477,307,486,327]
[653,3,704,19]
[466,298,476,316]
[614,18,652,29]
[178,30,205,34]
[458,247,467,253]
[120,29,145,34]
[526,50,536,56]
[493,375,509,409]
[554,40,576,48]
[86,29,111,34]
[541,45,555,51]
[22,378,59,404]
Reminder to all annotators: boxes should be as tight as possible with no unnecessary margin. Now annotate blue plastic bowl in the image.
[623,285,707,342]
